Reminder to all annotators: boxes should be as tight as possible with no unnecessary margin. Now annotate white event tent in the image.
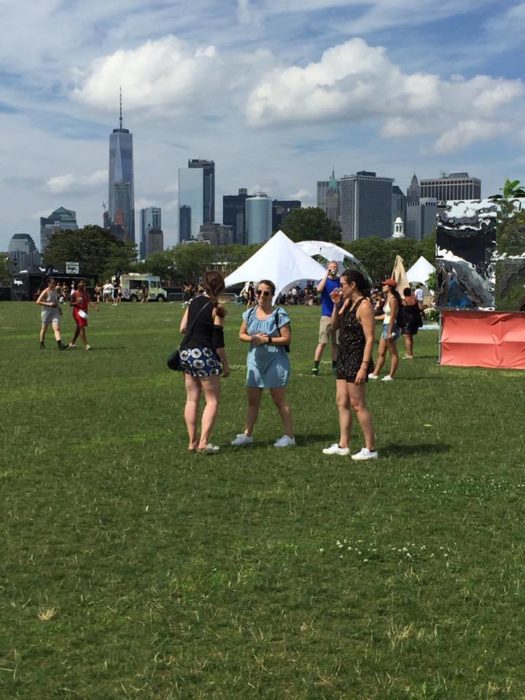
[224,230,326,299]
[406,256,436,285]
[295,240,358,263]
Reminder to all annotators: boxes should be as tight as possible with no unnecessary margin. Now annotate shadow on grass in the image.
[380,442,451,457]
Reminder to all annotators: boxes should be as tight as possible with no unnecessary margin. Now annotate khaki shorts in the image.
[319,315,336,344]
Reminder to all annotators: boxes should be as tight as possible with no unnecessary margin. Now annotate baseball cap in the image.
[381,278,397,287]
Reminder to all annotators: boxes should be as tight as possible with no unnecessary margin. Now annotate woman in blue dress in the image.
[231,279,295,448]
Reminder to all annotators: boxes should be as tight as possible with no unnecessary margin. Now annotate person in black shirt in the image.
[178,271,230,454]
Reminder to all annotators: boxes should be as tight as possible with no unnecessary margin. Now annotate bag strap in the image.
[181,299,212,346]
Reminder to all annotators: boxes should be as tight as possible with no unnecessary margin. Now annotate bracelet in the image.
[267,336,272,344]
[361,361,369,366]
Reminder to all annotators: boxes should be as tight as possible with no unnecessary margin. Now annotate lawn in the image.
[0,301,524,699]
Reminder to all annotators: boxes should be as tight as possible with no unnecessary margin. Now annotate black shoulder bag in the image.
[167,300,212,371]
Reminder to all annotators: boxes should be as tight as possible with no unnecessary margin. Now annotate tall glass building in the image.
[40,207,78,251]
[188,159,215,224]
[223,188,248,244]
[178,168,204,242]
[246,193,272,244]
[140,207,163,258]
[8,233,40,272]
[108,99,134,243]
[340,171,394,241]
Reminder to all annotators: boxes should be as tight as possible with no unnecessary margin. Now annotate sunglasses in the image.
[256,289,271,297]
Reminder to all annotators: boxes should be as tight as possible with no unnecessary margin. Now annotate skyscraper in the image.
[8,233,40,272]
[318,169,341,226]
[178,168,204,242]
[406,174,437,240]
[223,188,248,244]
[340,171,394,241]
[272,199,301,231]
[246,193,272,244]
[108,93,134,243]
[420,172,481,201]
[140,207,163,258]
[188,159,215,223]
[40,207,78,251]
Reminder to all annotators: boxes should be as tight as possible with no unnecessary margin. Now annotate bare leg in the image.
[349,383,375,451]
[198,376,221,448]
[404,334,414,358]
[371,337,387,376]
[314,342,326,363]
[388,339,399,378]
[245,387,263,436]
[40,324,47,344]
[335,379,351,448]
[70,326,81,345]
[184,374,201,449]
[270,387,294,437]
[52,320,62,343]
[79,327,88,348]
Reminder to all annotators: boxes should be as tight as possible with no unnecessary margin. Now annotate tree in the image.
[0,253,9,285]
[280,207,341,242]
[497,179,525,256]
[172,244,216,283]
[43,226,137,280]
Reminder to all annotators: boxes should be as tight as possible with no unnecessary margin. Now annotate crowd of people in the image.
[177,263,427,459]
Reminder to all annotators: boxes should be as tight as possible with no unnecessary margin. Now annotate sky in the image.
[1,0,525,251]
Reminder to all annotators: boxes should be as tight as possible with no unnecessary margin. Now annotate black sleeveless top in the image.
[185,295,214,349]
[336,298,374,383]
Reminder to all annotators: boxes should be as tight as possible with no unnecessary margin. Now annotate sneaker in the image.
[322,443,350,456]
[85,345,93,351]
[231,433,253,447]
[381,375,393,382]
[39,341,46,350]
[68,343,76,349]
[351,447,378,461]
[197,444,220,454]
[273,435,296,448]
[58,342,69,351]
[368,373,378,380]
[311,367,319,376]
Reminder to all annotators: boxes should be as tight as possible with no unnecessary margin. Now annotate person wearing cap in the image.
[368,278,402,382]
[311,261,340,375]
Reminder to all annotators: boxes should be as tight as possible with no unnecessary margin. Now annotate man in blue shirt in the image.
[312,261,340,375]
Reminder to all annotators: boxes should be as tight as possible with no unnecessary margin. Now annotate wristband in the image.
[267,336,272,344]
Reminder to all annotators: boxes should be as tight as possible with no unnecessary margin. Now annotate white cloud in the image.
[245,37,525,154]
[45,170,107,194]
[435,120,507,154]
[73,36,220,113]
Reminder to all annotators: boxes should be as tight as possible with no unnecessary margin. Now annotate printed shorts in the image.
[180,346,223,377]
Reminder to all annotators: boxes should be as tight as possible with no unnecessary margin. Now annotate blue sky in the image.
[1,0,524,250]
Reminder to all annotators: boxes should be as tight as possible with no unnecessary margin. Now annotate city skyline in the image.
[1,1,524,251]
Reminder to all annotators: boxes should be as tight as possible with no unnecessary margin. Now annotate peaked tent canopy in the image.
[391,255,410,294]
[224,230,326,298]
[406,256,436,285]
[295,240,357,263]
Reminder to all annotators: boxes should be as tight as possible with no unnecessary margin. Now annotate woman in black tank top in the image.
[178,271,230,454]
[322,270,378,461]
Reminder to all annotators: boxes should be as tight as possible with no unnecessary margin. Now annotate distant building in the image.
[246,193,272,244]
[8,233,40,272]
[188,159,215,224]
[317,169,342,225]
[178,168,203,242]
[392,185,407,233]
[406,175,437,240]
[272,199,301,231]
[108,94,135,243]
[40,207,78,251]
[392,217,405,239]
[140,207,163,258]
[340,171,394,241]
[223,188,249,244]
[198,223,233,246]
[420,172,481,201]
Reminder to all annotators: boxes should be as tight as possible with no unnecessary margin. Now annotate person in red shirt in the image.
[69,280,97,350]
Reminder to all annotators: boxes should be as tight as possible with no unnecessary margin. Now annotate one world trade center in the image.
[107,93,135,243]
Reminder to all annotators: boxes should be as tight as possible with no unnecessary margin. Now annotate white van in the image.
[119,274,168,302]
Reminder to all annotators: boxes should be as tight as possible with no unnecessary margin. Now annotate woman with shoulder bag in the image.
[179,271,230,454]
[231,279,295,448]
[368,278,401,382]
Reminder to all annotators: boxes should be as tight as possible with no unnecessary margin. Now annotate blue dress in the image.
[243,307,291,388]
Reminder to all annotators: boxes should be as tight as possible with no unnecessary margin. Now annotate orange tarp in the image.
[441,311,525,370]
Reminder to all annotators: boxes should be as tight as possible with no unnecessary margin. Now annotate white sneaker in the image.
[273,435,296,448]
[322,443,350,456]
[381,375,393,382]
[368,373,378,380]
[231,433,253,447]
[351,447,378,461]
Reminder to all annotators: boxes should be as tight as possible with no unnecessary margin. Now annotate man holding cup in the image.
[311,261,340,375]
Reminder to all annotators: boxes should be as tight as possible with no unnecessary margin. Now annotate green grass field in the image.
[1,301,524,699]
